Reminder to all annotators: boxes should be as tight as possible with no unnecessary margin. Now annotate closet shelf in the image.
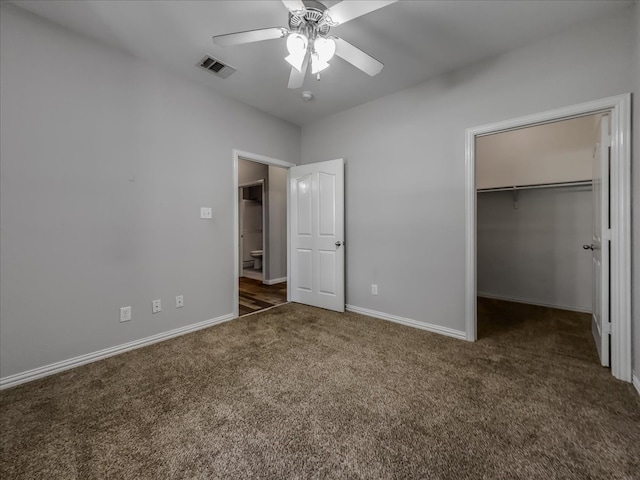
[477,180,592,193]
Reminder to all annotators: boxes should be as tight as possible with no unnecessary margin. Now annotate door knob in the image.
[335,241,342,247]
[583,244,594,250]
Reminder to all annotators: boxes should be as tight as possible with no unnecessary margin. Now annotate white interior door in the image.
[290,159,345,312]
[591,114,610,367]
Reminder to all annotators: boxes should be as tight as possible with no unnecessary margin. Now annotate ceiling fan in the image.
[212,0,397,89]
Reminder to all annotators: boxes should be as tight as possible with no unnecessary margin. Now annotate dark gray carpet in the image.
[1,300,639,479]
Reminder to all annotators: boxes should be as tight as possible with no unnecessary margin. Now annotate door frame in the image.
[464,93,632,382]
[233,149,296,318]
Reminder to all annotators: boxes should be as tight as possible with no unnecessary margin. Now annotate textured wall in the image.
[267,165,288,281]
[475,115,596,190]
[477,187,593,312]
[301,8,636,336]
[0,5,300,378]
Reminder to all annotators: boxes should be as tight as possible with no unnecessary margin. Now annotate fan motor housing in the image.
[289,0,332,36]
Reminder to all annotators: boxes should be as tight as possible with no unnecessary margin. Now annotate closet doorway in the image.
[476,114,601,364]
[465,94,632,383]
[233,150,295,317]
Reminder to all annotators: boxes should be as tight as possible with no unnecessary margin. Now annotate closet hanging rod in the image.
[477,180,592,193]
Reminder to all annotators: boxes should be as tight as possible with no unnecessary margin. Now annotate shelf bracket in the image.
[512,187,519,209]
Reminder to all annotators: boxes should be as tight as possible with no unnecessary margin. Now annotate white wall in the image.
[476,115,596,189]
[0,4,300,379]
[267,165,288,281]
[301,8,636,336]
[477,187,593,312]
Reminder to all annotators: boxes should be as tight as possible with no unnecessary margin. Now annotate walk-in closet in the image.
[476,113,608,364]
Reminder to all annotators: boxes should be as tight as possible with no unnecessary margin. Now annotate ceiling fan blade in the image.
[281,0,305,12]
[333,37,383,76]
[288,55,309,89]
[213,27,287,47]
[325,1,397,26]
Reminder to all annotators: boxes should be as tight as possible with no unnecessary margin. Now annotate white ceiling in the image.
[10,0,632,126]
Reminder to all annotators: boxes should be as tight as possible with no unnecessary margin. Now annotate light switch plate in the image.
[200,207,212,219]
[120,306,132,322]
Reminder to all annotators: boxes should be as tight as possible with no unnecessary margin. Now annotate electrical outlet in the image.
[120,306,132,322]
[371,284,378,295]
[176,295,184,308]
[200,207,212,219]
[152,299,161,314]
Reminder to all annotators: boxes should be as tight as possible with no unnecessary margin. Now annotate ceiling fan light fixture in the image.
[212,0,396,89]
[314,37,335,63]
[286,52,306,72]
[285,32,308,72]
[310,52,329,75]
[286,32,308,56]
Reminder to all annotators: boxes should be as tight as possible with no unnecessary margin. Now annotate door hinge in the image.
[603,229,612,241]
[604,322,612,335]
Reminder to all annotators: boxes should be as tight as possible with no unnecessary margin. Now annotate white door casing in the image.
[465,94,632,382]
[289,159,345,312]
[233,150,296,319]
[591,114,610,367]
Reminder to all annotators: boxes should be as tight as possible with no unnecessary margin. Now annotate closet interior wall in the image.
[476,114,599,313]
[477,184,593,312]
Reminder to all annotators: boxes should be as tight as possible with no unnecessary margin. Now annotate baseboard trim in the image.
[477,292,591,314]
[633,374,640,396]
[346,305,467,341]
[0,312,236,390]
[264,277,287,285]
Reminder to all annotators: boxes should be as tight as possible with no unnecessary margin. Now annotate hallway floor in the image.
[239,277,287,316]
[242,268,263,281]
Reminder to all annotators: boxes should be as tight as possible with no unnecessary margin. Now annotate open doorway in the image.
[475,113,601,365]
[464,94,632,383]
[239,180,265,282]
[233,150,295,317]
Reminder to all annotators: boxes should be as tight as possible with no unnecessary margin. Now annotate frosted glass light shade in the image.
[287,33,308,56]
[314,37,336,63]
[286,53,306,71]
[311,53,329,74]
[285,32,308,72]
